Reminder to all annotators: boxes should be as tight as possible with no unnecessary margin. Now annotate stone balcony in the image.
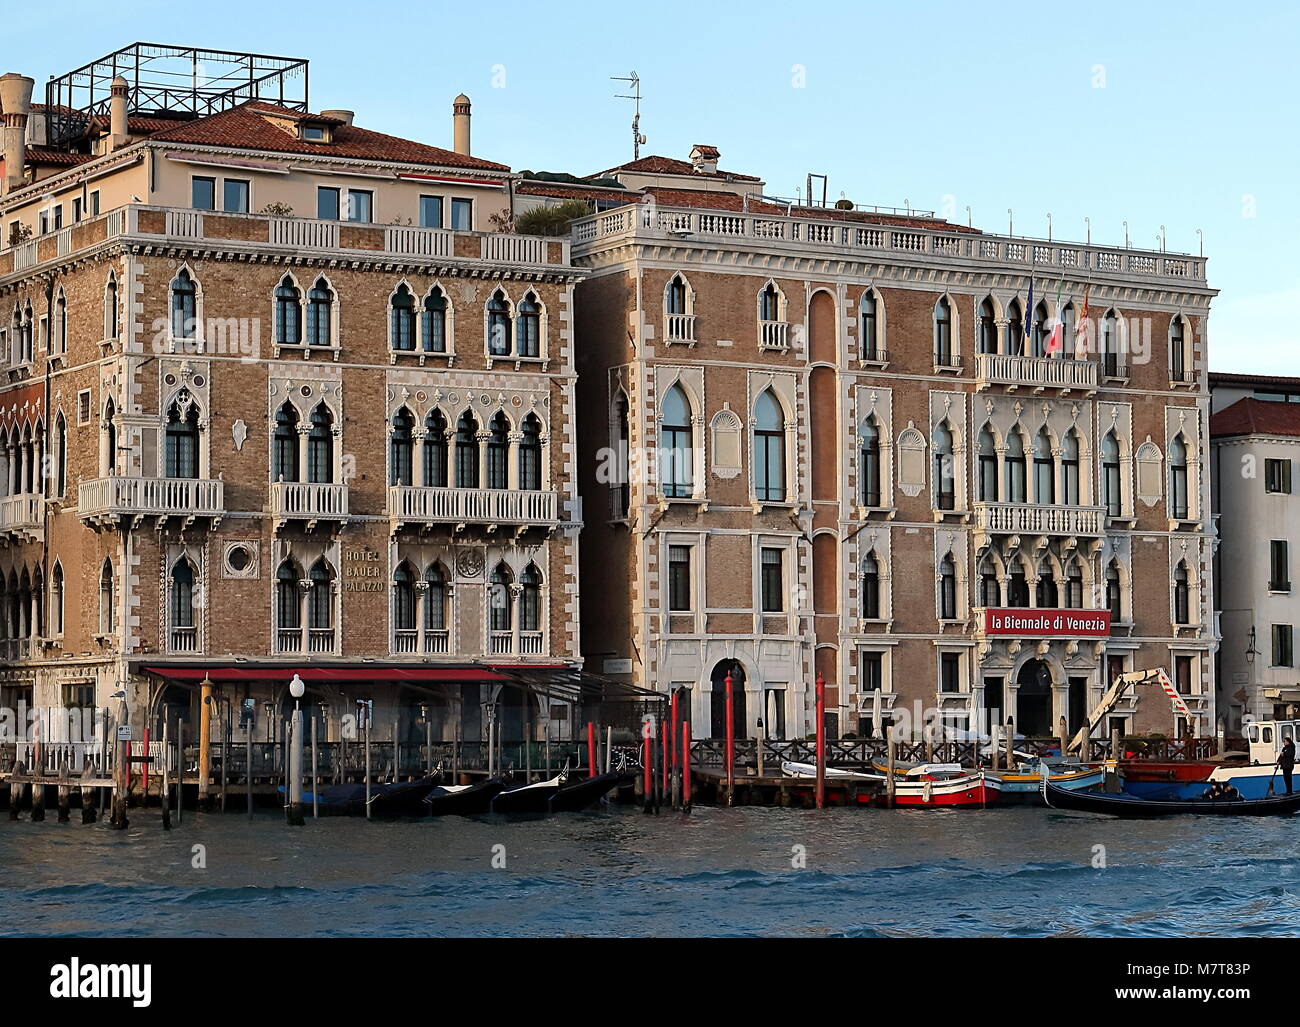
[389,485,560,534]
[973,353,1098,395]
[270,481,349,531]
[78,476,224,529]
[0,492,43,543]
[972,502,1107,542]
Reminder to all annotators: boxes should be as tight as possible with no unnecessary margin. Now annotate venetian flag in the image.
[1045,283,1065,355]
[1023,277,1035,352]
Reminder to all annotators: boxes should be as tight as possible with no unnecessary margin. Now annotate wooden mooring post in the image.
[57,758,70,823]
[111,730,129,830]
[682,719,692,809]
[80,762,97,824]
[9,761,23,819]
[885,725,896,808]
[31,768,45,822]
[161,717,172,831]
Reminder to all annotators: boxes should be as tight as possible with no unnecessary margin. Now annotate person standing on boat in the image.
[1280,737,1296,796]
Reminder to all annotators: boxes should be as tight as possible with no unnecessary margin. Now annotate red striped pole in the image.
[815,673,826,810]
[669,689,680,805]
[586,721,596,778]
[725,671,735,804]
[142,727,150,800]
[682,718,692,806]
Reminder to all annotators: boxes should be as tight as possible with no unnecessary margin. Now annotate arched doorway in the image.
[1016,659,1053,737]
[710,659,747,740]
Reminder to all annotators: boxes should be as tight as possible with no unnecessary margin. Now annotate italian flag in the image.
[1045,283,1065,355]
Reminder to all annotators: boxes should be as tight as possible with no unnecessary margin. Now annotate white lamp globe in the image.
[289,674,306,700]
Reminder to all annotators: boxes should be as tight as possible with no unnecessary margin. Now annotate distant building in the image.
[1210,372,1300,727]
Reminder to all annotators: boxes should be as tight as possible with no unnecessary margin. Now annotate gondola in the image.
[1042,776,1300,817]
[422,777,505,817]
[548,772,623,812]
[490,774,565,814]
[367,776,441,817]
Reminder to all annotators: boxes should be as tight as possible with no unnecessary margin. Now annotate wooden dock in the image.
[689,768,883,808]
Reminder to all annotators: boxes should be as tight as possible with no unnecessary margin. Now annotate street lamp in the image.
[286,674,306,826]
[289,673,305,709]
[1246,626,1260,665]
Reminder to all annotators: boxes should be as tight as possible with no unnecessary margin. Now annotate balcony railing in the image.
[78,475,224,528]
[0,638,32,661]
[973,502,1107,537]
[664,313,697,344]
[271,481,349,529]
[759,320,790,350]
[388,485,559,529]
[974,352,1099,393]
[0,492,42,539]
[489,631,514,655]
[425,630,449,654]
[170,626,198,653]
[394,629,419,654]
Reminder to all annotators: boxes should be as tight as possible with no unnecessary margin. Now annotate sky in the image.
[10,0,1298,374]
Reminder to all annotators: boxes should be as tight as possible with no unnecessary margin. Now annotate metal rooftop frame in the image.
[44,42,309,148]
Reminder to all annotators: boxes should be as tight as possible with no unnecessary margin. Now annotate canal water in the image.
[2,805,1297,937]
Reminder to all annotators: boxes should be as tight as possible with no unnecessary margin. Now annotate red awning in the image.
[140,665,512,684]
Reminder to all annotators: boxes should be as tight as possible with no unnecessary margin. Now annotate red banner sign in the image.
[983,609,1111,637]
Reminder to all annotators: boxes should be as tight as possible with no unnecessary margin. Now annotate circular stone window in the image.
[222,542,258,578]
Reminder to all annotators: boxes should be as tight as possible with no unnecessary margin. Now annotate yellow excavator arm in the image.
[1065,667,1190,757]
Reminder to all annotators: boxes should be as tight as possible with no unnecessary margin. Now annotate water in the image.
[2,805,1298,937]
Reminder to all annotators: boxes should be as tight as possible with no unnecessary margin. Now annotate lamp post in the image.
[287,673,305,826]
[110,687,129,829]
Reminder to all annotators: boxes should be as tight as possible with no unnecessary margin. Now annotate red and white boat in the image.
[889,764,1001,807]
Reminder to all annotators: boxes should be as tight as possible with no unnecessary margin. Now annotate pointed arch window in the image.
[393,562,417,631]
[307,403,334,484]
[934,297,953,363]
[50,562,64,635]
[520,563,542,632]
[979,559,1001,608]
[424,563,448,632]
[612,391,631,517]
[171,269,197,341]
[666,275,688,315]
[754,389,786,502]
[55,288,67,355]
[423,286,448,353]
[1061,430,1080,505]
[308,559,333,632]
[1174,563,1191,624]
[519,413,543,490]
[1169,434,1189,519]
[938,555,957,620]
[390,408,414,486]
[455,411,479,488]
[104,273,120,341]
[860,416,881,507]
[933,422,954,510]
[103,398,118,475]
[860,290,879,360]
[391,284,416,351]
[1006,300,1023,355]
[487,290,512,356]
[977,426,998,502]
[1033,429,1054,504]
[1106,561,1122,620]
[1036,569,1058,609]
[489,563,512,632]
[275,276,302,345]
[1008,564,1029,607]
[52,412,66,497]
[164,400,200,478]
[1101,310,1120,375]
[423,410,448,488]
[862,553,880,619]
[1065,563,1084,609]
[1101,431,1121,516]
[1060,302,1076,356]
[1171,315,1188,381]
[273,403,300,482]
[978,297,997,354]
[99,560,115,634]
[307,278,334,347]
[660,383,693,499]
[486,411,510,489]
[517,292,541,358]
[276,561,301,632]
[1031,301,1049,357]
[170,559,196,647]
[759,282,782,322]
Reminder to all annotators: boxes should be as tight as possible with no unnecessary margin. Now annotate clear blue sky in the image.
[14,0,1298,374]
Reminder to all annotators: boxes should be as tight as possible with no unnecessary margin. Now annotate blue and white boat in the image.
[1122,720,1297,801]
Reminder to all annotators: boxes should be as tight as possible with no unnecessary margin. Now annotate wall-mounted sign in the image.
[984,609,1111,638]
[603,658,633,675]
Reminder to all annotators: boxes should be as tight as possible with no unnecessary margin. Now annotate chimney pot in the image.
[322,109,354,126]
[452,93,471,156]
[109,75,129,151]
[0,73,35,195]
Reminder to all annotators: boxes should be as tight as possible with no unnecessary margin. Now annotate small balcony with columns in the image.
[1,421,44,543]
[388,425,560,536]
[269,420,349,532]
[78,475,225,530]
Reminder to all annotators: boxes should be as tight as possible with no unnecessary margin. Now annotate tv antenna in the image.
[612,72,646,160]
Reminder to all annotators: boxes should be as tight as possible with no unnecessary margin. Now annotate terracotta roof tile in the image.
[517,181,633,202]
[596,154,762,182]
[25,147,93,167]
[1211,397,1300,439]
[144,100,509,172]
[641,187,979,233]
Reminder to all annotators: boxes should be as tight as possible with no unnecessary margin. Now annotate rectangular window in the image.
[347,189,373,223]
[77,390,92,425]
[317,187,341,221]
[862,652,882,692]
[1273,626,1294,668]
[420,195,444,228]
[1174,655,1194,695]
[303,125,326,141]
[668,545,691,611]
[1266,458,1292,494]
[38,211,49,234]
[52,205,63,230]
[192,176,217,211]
[223,178,250,213]
[450,197,472,231]
[90,190,101,216]
[760,547,784,613]
[1271,540,1290,592]
[72,198,83,223]
[940,652,961,693]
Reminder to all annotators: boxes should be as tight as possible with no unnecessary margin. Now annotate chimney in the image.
[109,75,129,151]
[322,109,354,126]
[0,73,34,196]
[452,93,471,156]
[689,144,720,175]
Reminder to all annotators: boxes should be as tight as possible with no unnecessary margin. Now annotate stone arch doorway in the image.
[710,659,747,740]
[1016,659,1054,737]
